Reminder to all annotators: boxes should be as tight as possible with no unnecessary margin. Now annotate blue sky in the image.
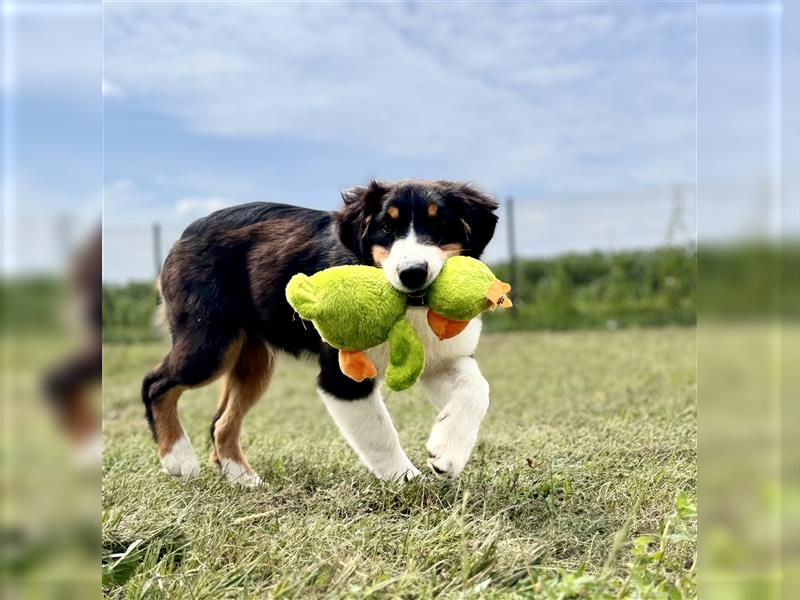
[8,1,787,283]
[100,1,697,282]
[2,2,101,275]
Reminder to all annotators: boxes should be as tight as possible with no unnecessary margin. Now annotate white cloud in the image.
[106,178,132,193]
[1,6,100,97]
[101,3,700,282]
[102,78,124,98]
[175,196,233,217]
[104,2,696,191]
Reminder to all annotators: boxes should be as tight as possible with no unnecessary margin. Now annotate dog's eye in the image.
[381,222,394,233]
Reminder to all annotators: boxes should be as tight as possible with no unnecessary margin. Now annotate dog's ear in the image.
[337,180,389,260]
[438,182,499,258]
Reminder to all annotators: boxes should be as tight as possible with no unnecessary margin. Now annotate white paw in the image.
[373,461,422,482]
[160,435,201,481]
[425,413,478,479]
[220,458,262,488]
[73,431,102,470]
[400,465,423,481]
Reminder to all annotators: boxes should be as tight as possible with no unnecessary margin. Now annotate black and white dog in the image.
[142,179,498,486]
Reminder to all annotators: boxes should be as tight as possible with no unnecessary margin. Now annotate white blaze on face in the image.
[382,226,445,292]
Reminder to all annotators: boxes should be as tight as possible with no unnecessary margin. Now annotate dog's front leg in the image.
[319,388,421,481]
[318,344,419,481]
[421,356,489,479]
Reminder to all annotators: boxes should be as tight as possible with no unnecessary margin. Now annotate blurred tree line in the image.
[484,245,695,332]
[102,281,162,343]
[101,245,696,342]
[0,278,66,334]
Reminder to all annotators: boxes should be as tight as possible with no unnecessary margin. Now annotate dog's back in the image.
[181,202,324,239]
[157,201,354,355]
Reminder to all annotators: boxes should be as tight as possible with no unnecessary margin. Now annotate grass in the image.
[102,328,696,598]
[1,333,100,598]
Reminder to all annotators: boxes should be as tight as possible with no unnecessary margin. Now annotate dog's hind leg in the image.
[142,379,197,480]
[142,329,244,480]
[209,338,275,488]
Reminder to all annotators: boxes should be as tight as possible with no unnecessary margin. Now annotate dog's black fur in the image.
[142,180,498,441]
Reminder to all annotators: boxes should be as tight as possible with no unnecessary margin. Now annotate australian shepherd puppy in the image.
[142,179,499,487]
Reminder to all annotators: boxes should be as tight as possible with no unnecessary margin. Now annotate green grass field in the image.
[102,328,696,599]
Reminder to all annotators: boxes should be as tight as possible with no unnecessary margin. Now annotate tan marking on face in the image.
[371,245,390,266]
[427,203,439,218]
[439,242,463,257]
[387,206,399,219]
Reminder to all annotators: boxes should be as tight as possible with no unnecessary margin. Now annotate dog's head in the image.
[337,179,499,293]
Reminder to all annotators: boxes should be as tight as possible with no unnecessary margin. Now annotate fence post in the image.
[152,222,162,278]
[506,196,519,317]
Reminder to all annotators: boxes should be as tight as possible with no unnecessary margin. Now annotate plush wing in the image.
[385,317,425,391]
[285,273,320,320]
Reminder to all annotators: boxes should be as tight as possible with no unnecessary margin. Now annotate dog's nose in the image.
[398,263,429,290]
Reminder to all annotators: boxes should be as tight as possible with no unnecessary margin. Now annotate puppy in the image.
[142,179,498,486]
[44,227,102,464]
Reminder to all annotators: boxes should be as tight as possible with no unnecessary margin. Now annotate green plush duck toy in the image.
[425,256,513,340]
[285,265,424,391]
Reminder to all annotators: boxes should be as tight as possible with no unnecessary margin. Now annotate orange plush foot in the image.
[486,280,512,309]
[426,310,470,340]
[338,350,378,382]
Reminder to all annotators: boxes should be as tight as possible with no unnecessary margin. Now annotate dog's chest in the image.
[365,307,481,378]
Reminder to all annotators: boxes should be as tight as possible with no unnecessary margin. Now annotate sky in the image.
[101,1,697,282]
[2,2,101,275]
[2,1,791,283]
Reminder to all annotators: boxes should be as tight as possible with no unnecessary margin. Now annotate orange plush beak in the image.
[338,350,378,382]
[486,280,512,310]
[426,310,470,340]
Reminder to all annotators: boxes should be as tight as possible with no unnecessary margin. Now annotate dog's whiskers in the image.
[444,247,471,258]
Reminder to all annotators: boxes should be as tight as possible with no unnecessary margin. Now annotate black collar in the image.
[407,292,428,307]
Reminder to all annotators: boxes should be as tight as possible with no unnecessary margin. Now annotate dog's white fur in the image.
[160,433,201,481]
[220,458,263,488]
[320,388,421,480]
[380,228,445,293]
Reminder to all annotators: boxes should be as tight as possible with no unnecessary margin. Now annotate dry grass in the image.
[102,328,696,598]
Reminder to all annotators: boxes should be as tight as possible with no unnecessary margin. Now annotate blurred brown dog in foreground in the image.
[44,227,102,464]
